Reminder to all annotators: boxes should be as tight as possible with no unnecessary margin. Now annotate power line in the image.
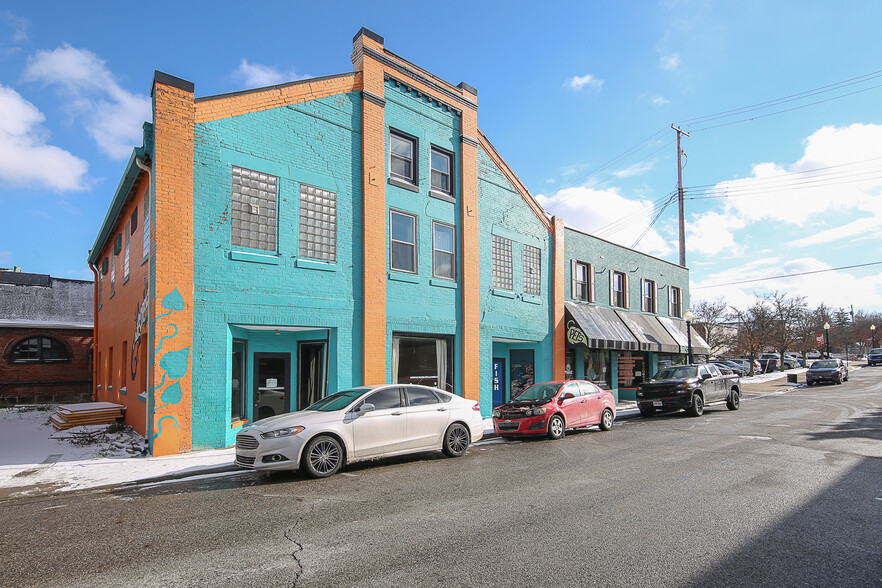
[692,261,882,290]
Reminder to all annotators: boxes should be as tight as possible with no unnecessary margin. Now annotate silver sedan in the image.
[235,384,484,477]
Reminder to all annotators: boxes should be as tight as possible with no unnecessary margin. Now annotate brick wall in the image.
[0,328,92,405]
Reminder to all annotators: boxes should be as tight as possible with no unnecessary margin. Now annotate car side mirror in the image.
[700,374,711,381]
[559,392,575,402]
[358,403,375,413]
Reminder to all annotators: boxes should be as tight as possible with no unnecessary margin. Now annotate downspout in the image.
[89,260,99,401]
[135,157,152,440]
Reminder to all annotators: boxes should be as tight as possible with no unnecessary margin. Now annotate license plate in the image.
[653,401,663,407]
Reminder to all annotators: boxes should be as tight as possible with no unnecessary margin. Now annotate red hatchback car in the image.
[492,380,616,439]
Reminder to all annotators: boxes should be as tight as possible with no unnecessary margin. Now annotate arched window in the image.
[9,337,70,363]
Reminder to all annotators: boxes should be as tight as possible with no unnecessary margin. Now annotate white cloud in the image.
[1,11,28,43]
[787,214,882,248]
[691,257,882,313]
[231,59,309,88]
[614,160,656,178]
[660,52,680,70]
[0,85,88,191]
[652,95,670,106]
[566,74,604,92]
[686,211,745,256]
[688,123,882,251]
[23,44,151,159]
[537,186,673,257]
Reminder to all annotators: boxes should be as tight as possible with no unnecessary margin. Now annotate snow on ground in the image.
[0,405,234,497]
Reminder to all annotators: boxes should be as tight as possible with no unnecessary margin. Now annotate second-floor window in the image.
[390,210,417,273]
[123,221,130,281]
[432,222,455,280]
[523,245,541,296]
[299,184,337,262]
[390,130,417,185]
[430,147,453,198]
[572,260,593,302]
[670,286,682,318]
[231,166,278,252]
[492,235,513,291]
[642,279,657,313]
[612,271,627,308]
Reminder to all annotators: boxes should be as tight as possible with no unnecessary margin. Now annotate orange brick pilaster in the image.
[460,90,480,401]
[552,217,566,381]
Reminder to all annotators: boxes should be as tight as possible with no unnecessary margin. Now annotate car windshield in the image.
[513,383,561,401]
[305,387,371,411]
[653,366,697,380]
[811,360,838,369]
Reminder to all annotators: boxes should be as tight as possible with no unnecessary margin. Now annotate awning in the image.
[565,302,640,351]
[656,316,711,356]
[614,310,681,354]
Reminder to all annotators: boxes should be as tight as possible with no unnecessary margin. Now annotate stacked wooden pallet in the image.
[50,402,126,431]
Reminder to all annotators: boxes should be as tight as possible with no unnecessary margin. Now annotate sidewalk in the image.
[0,368,840,500]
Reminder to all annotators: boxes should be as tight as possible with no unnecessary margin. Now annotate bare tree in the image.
[768,291,807,366]
[729,298,776,375]
[691,298,730,358]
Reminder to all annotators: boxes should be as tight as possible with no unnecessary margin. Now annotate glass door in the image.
[297,341,327,410]
[253,352,290,421]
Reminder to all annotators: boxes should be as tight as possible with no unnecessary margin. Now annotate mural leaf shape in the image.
[159,346,190,380]
[161,382,183,405]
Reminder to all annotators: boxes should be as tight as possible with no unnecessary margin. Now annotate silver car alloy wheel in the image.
[308,439,341,475]
[550,416,564,438]
[602,409,613,430]
[447,425,469,454]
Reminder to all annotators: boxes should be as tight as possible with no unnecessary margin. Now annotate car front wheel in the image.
[547,414,565,439]
[599,408,614,431]
[687,394,704,417]
[442,423,470,457]
[302,435,343,478]
[639,405,654,417]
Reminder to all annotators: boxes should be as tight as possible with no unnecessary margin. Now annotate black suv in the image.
[868,348,882,367]
[636,363,741,418]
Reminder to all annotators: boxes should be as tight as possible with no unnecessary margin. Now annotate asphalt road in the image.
[2,369,880,587]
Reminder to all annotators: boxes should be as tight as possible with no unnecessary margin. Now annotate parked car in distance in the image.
[759,353,799,370]
[732,358,761,373]
[492,380,616,439]
[805,350,822,359]
[757,356,780,373]
[235,384,484,477]
[805,359,849,386]
[636,363,741,418]
[714,360,748,377]
[868,348,882,366]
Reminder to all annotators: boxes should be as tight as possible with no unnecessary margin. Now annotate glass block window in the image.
[433,222,455,280]
[390,210,417,273]
[431,147,452,195]
[231,166,277,252]
[492,235,513,290]
[299,184,337,262]
[523,245,541,295]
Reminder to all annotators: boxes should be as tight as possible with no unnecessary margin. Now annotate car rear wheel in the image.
[599,408,614,431]
[726,389,740,410]
[547,414,565,440]
[639,405,654,418]
[302,435,342,478]
[836,374,842,385]
[687,394,704,417]
[442,423,470,457]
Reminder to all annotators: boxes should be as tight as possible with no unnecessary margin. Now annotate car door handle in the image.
[580,400,586,403]
[436,407,447,412]
[391,411,402,416]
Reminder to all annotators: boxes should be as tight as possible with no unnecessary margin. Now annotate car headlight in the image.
[260,426,305,439]
[527,406,547,417]
[636,391,643,397]
[492,408,501,418]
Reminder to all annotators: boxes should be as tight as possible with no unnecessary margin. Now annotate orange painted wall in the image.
[94,178,150,436]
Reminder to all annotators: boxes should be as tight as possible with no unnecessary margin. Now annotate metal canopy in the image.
[614,310,681,354]
[656,316,711,355]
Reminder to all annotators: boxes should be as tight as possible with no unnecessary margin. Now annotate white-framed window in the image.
[611,270,629,308]
[670,286,682,318]
[299,184,337,262]
[572,260,594,302]
[390,210,417,273]
[432,222,455,280]
[642,279,657,313]
[523,245,541,296]
[143,186,150,260]
[231,166,278,252]
[123,221,130,281]
[390,130,417,185]
[491,235,513,291]
[430,146,453,197]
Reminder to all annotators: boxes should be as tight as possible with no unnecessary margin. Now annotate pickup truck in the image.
[636,363,741,418]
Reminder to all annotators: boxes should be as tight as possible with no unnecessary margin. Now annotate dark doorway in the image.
[297,341,327,410]
[253,352,290,421]
[510,349,535,399]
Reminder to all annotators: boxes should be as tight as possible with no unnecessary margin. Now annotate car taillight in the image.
[472,403,481,411]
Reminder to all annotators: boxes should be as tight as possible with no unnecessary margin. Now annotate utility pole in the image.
[672,124,690,267]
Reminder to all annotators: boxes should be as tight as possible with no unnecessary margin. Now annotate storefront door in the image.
[510,349,535,399]
[253,352,290,421]
[297,341,326,410]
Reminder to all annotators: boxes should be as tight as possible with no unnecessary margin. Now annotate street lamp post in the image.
[872,324,876,348]
[824,322,831,359]
[685,310,694,365]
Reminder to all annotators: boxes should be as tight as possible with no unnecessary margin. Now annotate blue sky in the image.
[1,1,881,312]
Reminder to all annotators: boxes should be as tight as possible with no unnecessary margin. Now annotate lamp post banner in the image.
[816,334,824,344]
